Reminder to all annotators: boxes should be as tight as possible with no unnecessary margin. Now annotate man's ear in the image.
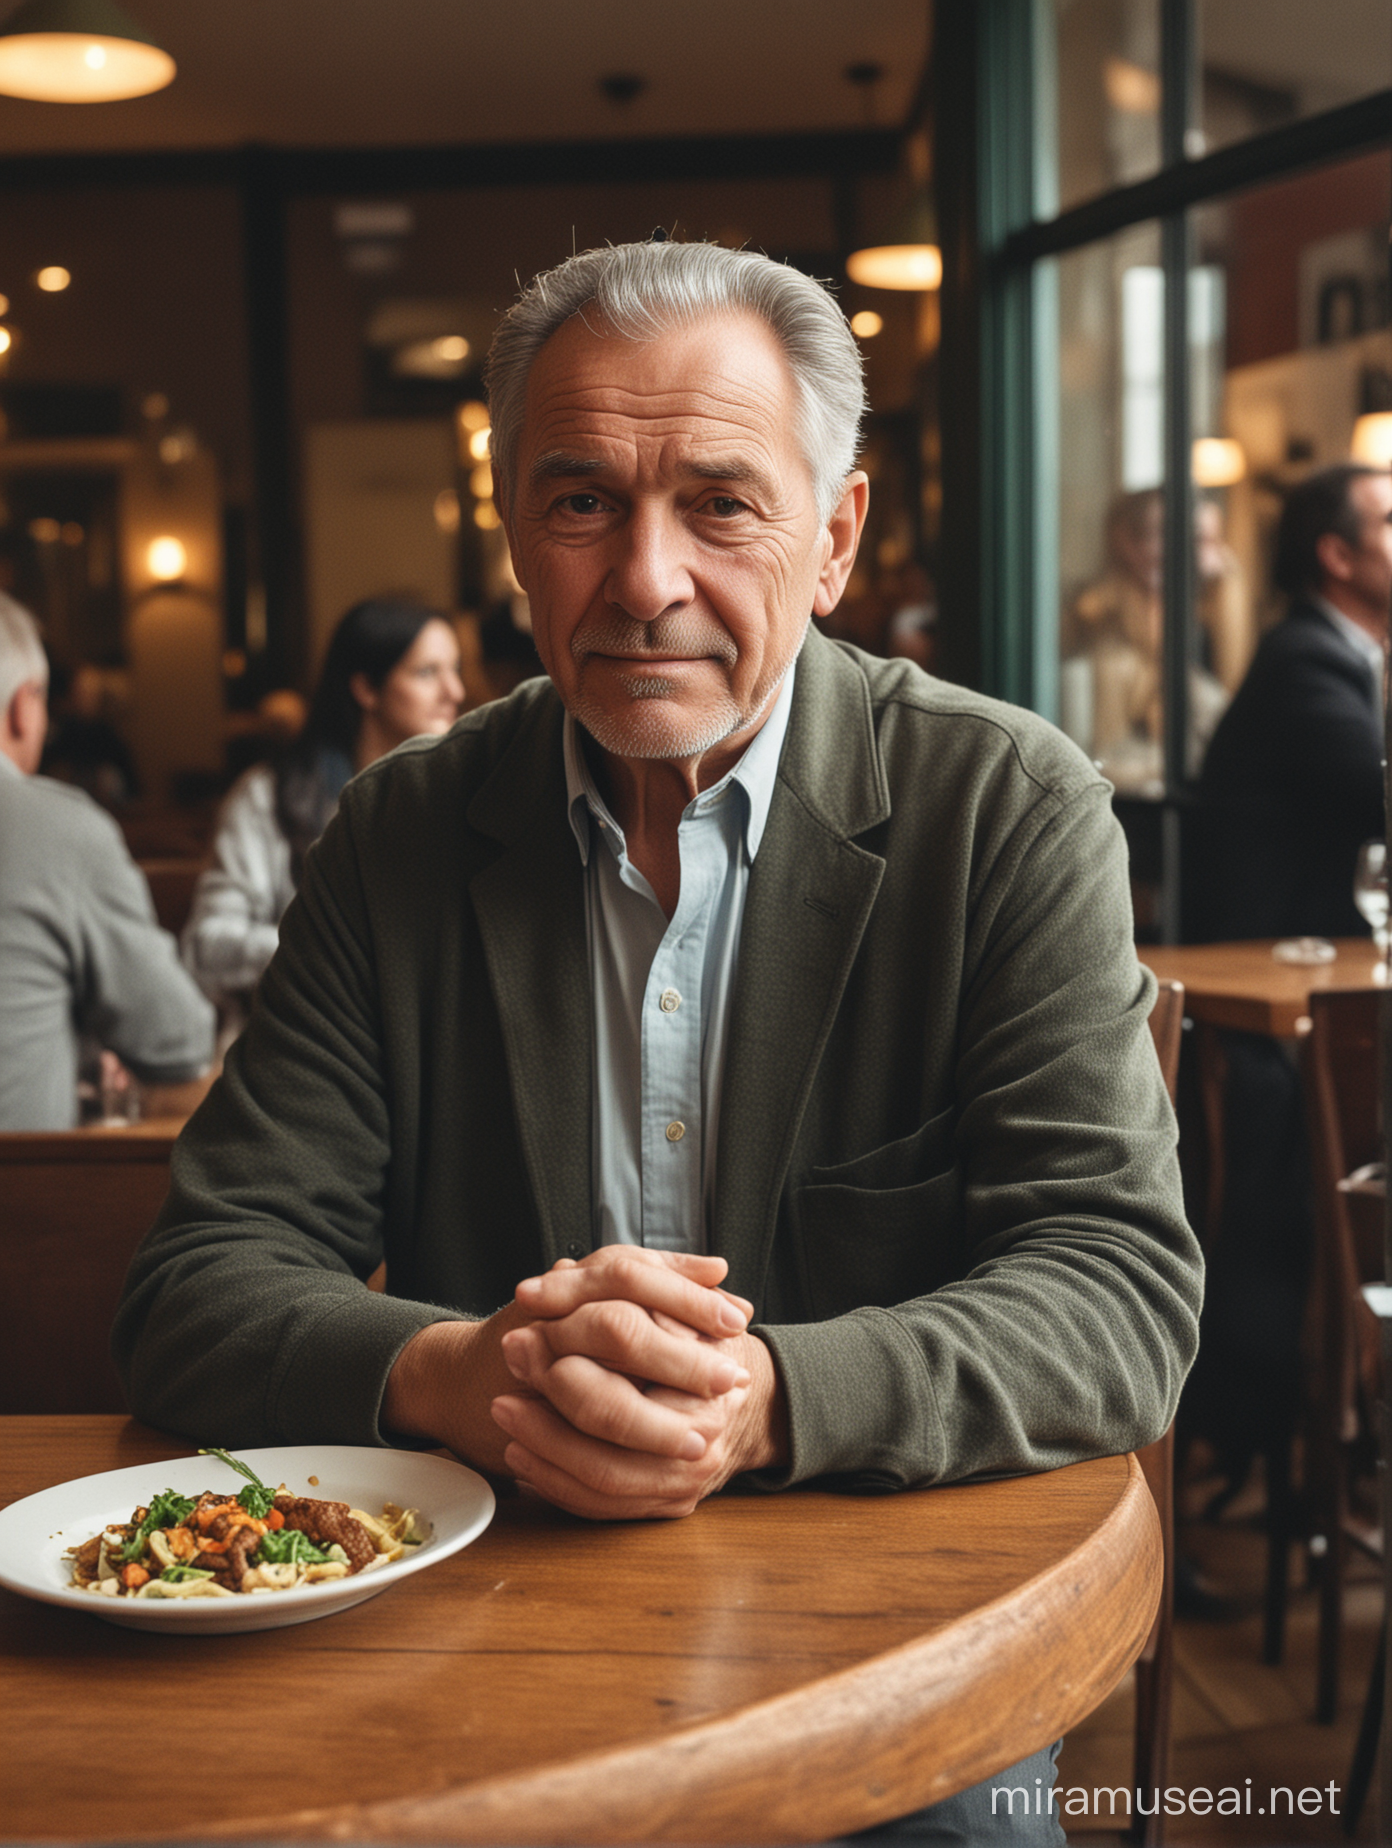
[812,472,870,619]
[1,679,47,773]
[1316,528,1354,585]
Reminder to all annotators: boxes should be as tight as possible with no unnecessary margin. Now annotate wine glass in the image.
[1354,840,1390,965]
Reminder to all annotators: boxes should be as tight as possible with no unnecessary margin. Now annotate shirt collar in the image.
[564,659,797,865]
[0,750,23,780]
[1312,595,1386,681]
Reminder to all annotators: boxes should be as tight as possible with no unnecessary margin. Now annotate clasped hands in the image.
[385,1248,786,1521]
[494,1249,785,1519]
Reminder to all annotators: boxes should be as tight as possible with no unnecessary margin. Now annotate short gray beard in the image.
[570,612,748,760]
[573,679,747,762]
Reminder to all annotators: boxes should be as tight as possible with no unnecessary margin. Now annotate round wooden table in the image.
[0,1417,1160,1844]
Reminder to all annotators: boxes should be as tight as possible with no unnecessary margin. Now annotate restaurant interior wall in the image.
[0,123,939,772]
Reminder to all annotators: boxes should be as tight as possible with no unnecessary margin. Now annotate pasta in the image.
[65,1449,426,1600]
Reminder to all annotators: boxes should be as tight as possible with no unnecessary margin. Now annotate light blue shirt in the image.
[564,666,796,1253]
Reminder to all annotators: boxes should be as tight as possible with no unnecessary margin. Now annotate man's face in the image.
[1330,471,1392,631]
[503,310,861,771]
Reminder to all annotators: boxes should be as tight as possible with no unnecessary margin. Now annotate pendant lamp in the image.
[846,190,942,293]
[0,0,174,102]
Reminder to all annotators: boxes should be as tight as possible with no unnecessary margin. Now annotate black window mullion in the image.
[1159,0,1198,942]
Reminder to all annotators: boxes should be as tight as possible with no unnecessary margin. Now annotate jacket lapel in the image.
[466,690,592,1269]
[712,629,891,1303]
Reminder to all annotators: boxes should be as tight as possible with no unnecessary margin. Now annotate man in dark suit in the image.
[1193,462,1388,941]
[1187,463,1389,1508]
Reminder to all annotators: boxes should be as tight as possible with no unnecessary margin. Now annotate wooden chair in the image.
[1129,977,1183,1845]
[1300,988,1384,1724]
[135,856,208,936]
[0,1128,176,1413]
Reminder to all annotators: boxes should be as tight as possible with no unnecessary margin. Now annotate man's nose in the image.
[604,506,694,623]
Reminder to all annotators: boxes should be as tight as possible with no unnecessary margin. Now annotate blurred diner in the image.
[0,594,214,1131]
[181,598,463,1028]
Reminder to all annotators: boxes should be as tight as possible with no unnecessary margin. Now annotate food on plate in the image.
[65,1448,427,1601]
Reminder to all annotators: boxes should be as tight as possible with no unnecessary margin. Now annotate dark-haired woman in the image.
[183,600,463,1017]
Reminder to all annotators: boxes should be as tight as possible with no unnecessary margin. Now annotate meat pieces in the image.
[273,1495,376,1573]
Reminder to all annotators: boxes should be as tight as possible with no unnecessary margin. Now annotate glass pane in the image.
[1190,148,1392,769]
[1198,0,1392,158]
[1052,222,1169,797]
[1043,0,1163,217]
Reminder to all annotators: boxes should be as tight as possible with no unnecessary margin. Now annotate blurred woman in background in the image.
[183,598,463,1022]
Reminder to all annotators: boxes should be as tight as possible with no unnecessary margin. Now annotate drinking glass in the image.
[1354,840,1390,959]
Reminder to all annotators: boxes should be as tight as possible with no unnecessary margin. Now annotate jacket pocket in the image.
[792,1109,964,1320]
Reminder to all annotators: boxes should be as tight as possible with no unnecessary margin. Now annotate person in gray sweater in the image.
[0,596,214,1130]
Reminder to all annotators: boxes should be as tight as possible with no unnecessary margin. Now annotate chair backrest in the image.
[0,1128,175,1413]
[1148,978,1184,1106]
[136,857,208,936]
[1301,989,1384,1413]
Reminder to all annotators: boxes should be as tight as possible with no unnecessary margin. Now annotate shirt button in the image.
[665,1121,686,1143]
[565,1239,586,1258]
[659,988,682,1013]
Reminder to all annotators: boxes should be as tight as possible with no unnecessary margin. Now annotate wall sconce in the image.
[146,534,187,582]
[1351,413,1392,469]
[0,0,175,102]
[1191,437,1247,487]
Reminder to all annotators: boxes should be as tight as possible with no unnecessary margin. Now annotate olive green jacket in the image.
[114,630,1202,1487]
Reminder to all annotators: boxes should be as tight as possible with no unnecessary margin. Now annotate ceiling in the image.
[0,0,932,154]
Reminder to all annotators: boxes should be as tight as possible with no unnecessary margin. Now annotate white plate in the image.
[0,1446,495,1634]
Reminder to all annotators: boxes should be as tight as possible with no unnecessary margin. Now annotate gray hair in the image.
[485,240,867,524]
[0,592,47,712]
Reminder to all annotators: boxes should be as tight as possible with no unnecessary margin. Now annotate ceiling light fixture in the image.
[0,0,174,103]
[847,188,942,292]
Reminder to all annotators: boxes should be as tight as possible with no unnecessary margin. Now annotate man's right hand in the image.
[380,1249,752,1483]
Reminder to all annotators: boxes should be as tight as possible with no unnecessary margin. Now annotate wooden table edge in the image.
[189,1454,1161,1847]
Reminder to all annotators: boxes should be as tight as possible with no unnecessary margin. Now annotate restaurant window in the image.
[1046,0,1163,215]
[1052,223,1171,793]
[968,0,1392,937]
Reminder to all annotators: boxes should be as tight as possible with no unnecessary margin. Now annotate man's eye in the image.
[706,496,747,518]
[559,493,606,516]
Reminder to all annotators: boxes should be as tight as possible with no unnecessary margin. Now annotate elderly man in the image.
[117,241,1199,1842]
[0,595,214,1129]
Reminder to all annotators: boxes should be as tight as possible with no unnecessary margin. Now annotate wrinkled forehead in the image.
[519,308,803,455]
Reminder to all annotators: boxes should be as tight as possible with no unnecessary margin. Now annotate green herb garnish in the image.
[121,1488,196,1563]
[198,1447,278,1520]
[254,1528,331,1568]
[159,1565,215,1584]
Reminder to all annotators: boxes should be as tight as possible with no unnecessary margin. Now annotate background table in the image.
[0,1417,1160,1844]
[1138,938,1387,1239]
[1138,937,1386,1038]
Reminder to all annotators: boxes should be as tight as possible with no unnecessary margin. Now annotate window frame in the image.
[967,0,1392,937]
